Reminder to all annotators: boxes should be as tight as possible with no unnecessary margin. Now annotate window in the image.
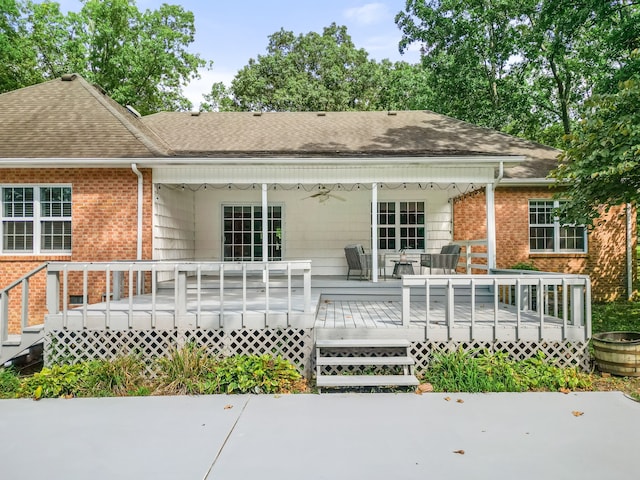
[378,201,425,251]
[529,200,586,253]
[1,186,72,254]
[223,205,282,261]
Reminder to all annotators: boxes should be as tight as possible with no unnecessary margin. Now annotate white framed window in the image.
[1,185,72,254]
[529,200,586,253]
[222,204,282,261]
[377,201,425,251]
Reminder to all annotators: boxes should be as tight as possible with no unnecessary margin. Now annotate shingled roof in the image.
[143,110,561,178]
[0,74,169,158]
[0,75,560,179]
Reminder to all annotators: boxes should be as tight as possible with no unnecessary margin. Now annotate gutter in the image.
[627,203,633,300]
[131,164,144,294]
[0,155,526,168]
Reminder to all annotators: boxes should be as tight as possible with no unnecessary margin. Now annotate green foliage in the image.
[78,355,148,397]
[551,78,640,226]
[0,367,21,398]
[225,23,417,112]
[592,301,640,334]
[424,348,591,392]
[3,0,206,113]
[154,343,218,395]
[509,261,539,271]
[209,354,302,394]
[17,363,91,398]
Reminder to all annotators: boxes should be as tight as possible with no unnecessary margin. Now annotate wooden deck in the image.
[44,275,588,344]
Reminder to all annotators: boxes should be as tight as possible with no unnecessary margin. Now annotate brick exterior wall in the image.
[453,186,638,301]
[1,168,153,333]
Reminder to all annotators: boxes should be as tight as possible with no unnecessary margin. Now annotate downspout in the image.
[131,164,144,294]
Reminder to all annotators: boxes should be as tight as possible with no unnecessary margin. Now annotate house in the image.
[0,75,636,378]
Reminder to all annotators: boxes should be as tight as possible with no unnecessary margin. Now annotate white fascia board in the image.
[0,155,525,168]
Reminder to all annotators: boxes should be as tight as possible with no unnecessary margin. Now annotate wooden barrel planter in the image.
[592,332,640,377]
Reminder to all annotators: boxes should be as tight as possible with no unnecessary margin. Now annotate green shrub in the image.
[78,356,149,397]
[425,349,591,393]
[154,343,218,395]
[17,363,91,399]
[209,354,304,394]
[509,261,539,271]
[0,368,20,398]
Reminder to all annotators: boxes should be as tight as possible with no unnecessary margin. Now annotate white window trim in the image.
[221,203,284,261]
[377,200,426,252]
[529,199,587,254]
[1,184,72,255]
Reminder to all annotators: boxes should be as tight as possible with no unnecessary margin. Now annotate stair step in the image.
[22,325,44,334]
[2,335,21,347]
[316,374,419,387]
[316,356,415,366]
[316,339,410,349]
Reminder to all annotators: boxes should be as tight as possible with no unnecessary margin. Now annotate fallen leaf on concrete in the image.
[453,450,465,455]
[224,404,233,410]
[572,411,584,417]
[444,396,451,401]
[559,388,571,394]
[456,398,464,403]
[415,383,434,394]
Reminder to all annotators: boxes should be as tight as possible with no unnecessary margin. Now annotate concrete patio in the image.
[0,391,638,479]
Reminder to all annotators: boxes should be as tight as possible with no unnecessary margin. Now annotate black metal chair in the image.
[344,244,369,280]
[420,244,461,274]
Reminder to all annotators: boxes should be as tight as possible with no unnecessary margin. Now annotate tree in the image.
[226,24,384,112]
[550,78,640,226]
[0,0,39,92]
[21,0,205,114]
[396,0,534,132]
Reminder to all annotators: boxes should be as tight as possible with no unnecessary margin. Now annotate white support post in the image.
[486,183,497,270]
[371,182,379,282]
[262,183,268,283]
[46,270,60,314]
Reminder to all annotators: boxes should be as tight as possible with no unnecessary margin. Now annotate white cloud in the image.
[343,3,390,26]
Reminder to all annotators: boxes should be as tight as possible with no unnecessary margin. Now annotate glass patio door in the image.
[222,205,282,261]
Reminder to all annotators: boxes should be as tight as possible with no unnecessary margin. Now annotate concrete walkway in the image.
[1,392,638,479]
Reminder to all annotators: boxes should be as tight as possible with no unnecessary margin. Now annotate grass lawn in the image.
[591,300,640,401]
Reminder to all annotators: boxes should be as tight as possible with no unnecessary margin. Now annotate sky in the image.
[49,0,422,107]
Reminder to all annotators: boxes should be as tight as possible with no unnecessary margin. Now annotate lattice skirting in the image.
[409,340,591,373]
[45,328,314,377]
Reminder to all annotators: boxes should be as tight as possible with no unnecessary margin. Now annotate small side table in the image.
[392,261,415,278]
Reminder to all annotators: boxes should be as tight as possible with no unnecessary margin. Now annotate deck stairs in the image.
[1,325,45,366]
[315,339,419,391]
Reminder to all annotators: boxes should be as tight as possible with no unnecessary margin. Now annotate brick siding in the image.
[453,186,638,301]
[1,168,153,333]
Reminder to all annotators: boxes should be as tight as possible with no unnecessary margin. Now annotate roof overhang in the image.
[0,155,525,169]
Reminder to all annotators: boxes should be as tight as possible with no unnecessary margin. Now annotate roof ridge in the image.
[74,75,173,157]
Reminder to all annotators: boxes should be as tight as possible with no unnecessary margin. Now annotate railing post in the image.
[402,283,410,327]
[465,243,472,274]
[571,284,585,326]
[176,269,187,317]
[21,278,29,329]
[46,270,60,314]
[1,291,8,343]
[113,271,123,301]
[446,279,455,339]
[304,265,311,313]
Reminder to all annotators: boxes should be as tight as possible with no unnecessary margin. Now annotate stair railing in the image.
[0,263,48,356]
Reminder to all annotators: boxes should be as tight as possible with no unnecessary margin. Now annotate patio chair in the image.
[344,244,370,280]
[420,244,461,274]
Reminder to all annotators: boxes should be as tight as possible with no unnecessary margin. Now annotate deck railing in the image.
[0,263,48,353]
[46,260,313,329]
[401,273,591,342]
[455,239,489,273]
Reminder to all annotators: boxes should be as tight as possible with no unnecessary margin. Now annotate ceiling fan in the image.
[302,188,346,203]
